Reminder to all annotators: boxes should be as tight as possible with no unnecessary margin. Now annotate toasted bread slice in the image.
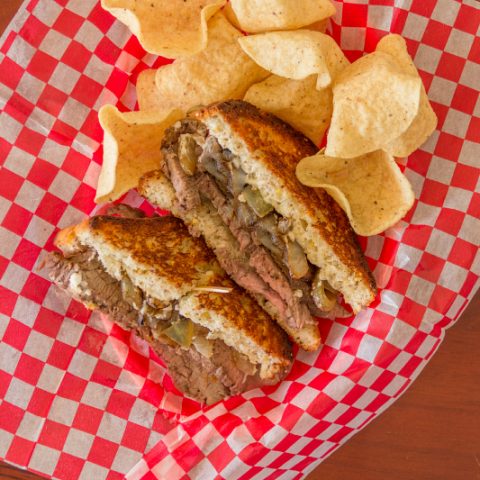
[140,170,322,351]
[140,101,376,351]
[55,215,292,379]
[194,101,376,313]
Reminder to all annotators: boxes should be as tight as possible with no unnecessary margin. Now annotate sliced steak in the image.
[44,247,266,404]
[160,118,340,331]
[216,246,287,318]
[153,342,228,404]
[249,247,313,328]
[194,163,314,328]
[164,151,202,211]
[46,250,143,330]
[161,119,207,211]
[152,334,275,405]
[103,204,147,219]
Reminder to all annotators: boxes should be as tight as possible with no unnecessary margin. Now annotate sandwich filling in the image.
[46,247,275,405]
[162,118,341,330]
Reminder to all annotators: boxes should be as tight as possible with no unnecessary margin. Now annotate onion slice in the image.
[163,317,194,348]
[243,185,273,217]
[312,270,338,311]
[286,240,309,279]
[230,167,247,195]
[178,134,198,176]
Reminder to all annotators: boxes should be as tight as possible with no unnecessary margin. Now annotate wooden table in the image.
[1,3,479,479]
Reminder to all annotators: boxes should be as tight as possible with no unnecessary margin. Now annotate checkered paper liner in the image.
[0,0,478,479]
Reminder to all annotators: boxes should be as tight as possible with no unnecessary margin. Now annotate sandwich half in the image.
[140,100,376,351]
[45,207,292,405]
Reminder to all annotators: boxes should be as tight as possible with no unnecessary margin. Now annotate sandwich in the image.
[139,100,376,351]
[45,206,292,405]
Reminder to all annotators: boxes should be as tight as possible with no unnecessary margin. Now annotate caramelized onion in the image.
[121,277,143,309]
[222,149,235,162]
[256,213,277,233]
[192,335,213,358]
[316,303,352,319]
[214,155,231,180]
[278,217,292,235]
[243,185,273,218]
[163,317,194,348]
[286,240,309,279]
[178,134,198,176]
[230,167,247,195]
[312,271,338,311]
[143,302,174,328]
[256,229,283,258]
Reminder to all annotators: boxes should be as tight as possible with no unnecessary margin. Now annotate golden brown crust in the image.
[195,100,376,298]
[89,215,224,289]
[192,289,292,365]
[138,170,177,211]
[57,213,292,364]
[55,220,88,253]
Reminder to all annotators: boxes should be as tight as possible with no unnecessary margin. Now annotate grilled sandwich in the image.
[45,207,292,405]
[140,100,376,351]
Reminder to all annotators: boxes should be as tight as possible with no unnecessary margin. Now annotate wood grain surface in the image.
[0,3,479,479]
[0,1,22,35]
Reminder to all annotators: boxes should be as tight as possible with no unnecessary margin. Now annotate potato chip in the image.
[101,0,225,58]
[95,105,183,204]
[325,51,422,158]
[238,30,348,89]
[153,13,269,112]
[306,19,330,34]
[244,74,332,144]
[376,34,437,157]
[136,69,169,113]
[296,150,415,236]
[227,0,335,33]
[377,35,418,76]
[223,2,242,30]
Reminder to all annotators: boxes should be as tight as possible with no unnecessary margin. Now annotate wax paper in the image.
[0,1,479,479]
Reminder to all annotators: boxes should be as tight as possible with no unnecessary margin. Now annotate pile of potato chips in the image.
[96,0,437,237]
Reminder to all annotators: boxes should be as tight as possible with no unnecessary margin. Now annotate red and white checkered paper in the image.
[0,0,478,478]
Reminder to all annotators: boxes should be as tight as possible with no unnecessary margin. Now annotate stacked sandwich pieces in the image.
[47,101,376,404]
[140,101,377,351]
